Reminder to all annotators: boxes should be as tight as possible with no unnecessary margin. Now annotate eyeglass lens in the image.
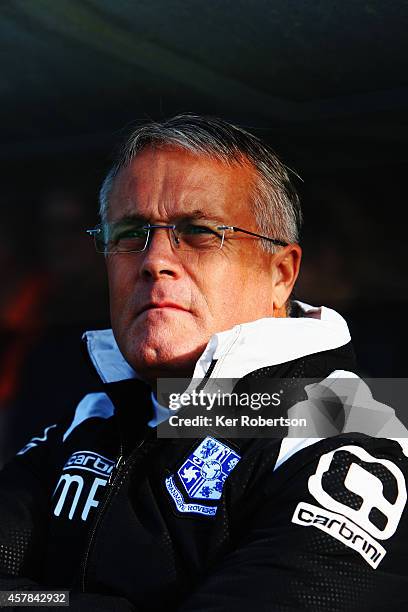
[97,222,225,253]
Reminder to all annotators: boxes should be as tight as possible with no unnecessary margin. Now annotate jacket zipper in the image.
[107,453,124,486]
[80,439,144,591]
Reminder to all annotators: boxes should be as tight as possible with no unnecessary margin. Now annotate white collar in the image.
[188,301,350,383]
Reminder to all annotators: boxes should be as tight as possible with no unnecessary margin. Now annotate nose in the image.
[139,226,182,280]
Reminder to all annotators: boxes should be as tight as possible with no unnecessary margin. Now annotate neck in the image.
[274,304,287,318]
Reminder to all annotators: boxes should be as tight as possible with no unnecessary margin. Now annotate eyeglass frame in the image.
[86,222,289,254]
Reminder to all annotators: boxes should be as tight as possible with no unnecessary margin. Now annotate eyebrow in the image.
[111,209,224,226]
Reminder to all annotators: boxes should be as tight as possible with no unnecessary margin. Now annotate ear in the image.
[270,244,302,316]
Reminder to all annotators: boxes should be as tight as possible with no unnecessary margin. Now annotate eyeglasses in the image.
[86,220,288,254]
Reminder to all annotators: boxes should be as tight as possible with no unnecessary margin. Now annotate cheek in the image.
[193,265,240,320]
[107,262,135,319]
[207,263,270,321]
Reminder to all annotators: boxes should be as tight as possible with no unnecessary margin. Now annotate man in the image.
[1,114,407,611]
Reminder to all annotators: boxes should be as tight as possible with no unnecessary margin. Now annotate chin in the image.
[125,334,205,380]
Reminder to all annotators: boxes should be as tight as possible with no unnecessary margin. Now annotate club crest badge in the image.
[165,436,241,516]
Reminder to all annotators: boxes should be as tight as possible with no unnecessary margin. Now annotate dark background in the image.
[1,0,407,462]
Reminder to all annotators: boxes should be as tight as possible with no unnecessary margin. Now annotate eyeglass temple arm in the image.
[221,225,288,247]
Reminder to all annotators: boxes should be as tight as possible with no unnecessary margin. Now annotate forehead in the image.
[108,145,256,223]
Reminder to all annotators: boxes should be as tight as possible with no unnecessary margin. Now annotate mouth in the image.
[137,302,189,317]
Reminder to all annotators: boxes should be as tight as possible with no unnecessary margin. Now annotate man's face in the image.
[106,146,284,382]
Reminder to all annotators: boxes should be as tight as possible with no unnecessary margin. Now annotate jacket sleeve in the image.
[0,422,62,583]
[0,422,136,612]
[178,436,408,612]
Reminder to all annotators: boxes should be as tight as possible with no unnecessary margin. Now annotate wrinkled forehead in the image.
[108,145,256,224]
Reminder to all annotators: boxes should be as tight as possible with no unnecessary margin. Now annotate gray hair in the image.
[99,114,302,252]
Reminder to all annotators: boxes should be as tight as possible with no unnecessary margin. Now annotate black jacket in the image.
[1,306,408,611]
